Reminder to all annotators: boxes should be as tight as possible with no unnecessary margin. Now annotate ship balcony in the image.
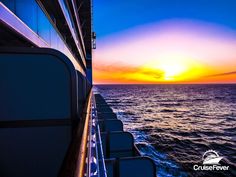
[0,0,89,75]
[0,47,156,177]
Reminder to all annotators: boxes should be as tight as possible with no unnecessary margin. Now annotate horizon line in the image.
[94,82,236,85]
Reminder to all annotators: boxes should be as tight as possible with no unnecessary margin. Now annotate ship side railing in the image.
[75,91,107,177]
[74,91,92,177]
[93,93,157,177]
[91,94,108,177]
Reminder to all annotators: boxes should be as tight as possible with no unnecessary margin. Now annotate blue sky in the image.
[94,0,236,38]
[93,0,236,84]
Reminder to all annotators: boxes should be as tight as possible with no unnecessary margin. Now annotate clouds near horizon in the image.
[93,20,236,84]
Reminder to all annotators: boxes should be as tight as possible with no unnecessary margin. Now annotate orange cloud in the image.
[93,20,236,84]
[94,63,165,84]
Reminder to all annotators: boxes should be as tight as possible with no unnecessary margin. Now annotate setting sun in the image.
[144,60,188,81]
[160,63,186,81]
[94,19,236,84]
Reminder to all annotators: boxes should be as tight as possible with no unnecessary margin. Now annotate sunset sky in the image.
[93,0,236,84]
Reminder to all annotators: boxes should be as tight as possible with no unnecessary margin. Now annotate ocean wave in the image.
[159,103,182,107]
[159,109,177,113]
[97,84,236,177]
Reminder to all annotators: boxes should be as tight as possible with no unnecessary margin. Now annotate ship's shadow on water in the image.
[96,84,236,177]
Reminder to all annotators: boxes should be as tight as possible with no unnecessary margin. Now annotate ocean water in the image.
[96,84,236,177]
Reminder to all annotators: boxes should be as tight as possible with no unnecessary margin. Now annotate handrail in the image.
[86,101,99,177]
[74,91,107,177]
[96,124,107,177]
[86,104,95,176]
[84,93,107,177]
[74,91,92,177]
[93,95,107,177]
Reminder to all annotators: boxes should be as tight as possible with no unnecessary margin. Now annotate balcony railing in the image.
[75,92,107,177]
[58,0,86,67]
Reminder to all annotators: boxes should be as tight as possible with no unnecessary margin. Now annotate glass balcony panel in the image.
[15,0,37,32]
[1,0,15,12]
[37,6,51,44]
[1,0,85,75]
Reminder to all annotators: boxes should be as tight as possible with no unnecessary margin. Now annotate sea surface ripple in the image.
[96,84,236,177]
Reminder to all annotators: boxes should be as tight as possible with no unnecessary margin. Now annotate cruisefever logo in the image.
[193,150,229,171]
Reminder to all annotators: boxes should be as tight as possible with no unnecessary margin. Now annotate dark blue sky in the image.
[94,0,236,38]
